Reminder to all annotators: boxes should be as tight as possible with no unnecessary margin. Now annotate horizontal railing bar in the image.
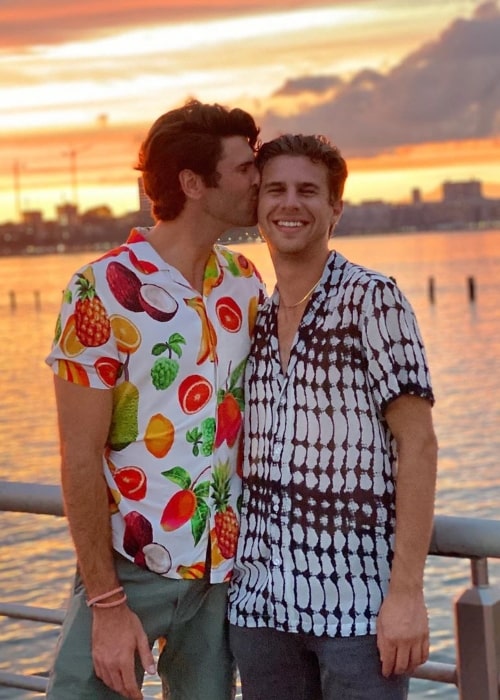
[412,660,458,685]
[430,515,500,559]
[0,602,65,624]
[1,481,500,697]
[2,482,500,559]
[0,665,462,694]
[0,672,48,692]
[0,671,185,698]
[0,481,63,516]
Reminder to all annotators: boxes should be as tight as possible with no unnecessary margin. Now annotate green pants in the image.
[46,554,235,699]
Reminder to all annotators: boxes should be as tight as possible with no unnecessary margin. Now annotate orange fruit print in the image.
[114,466,147,501]
[215,297,243,333]
[178,375,213,414]
[110,315,141,353]
[59,315,85,357]
[94,356,122,387]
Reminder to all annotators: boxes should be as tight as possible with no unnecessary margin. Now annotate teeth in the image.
[277,220,303,228]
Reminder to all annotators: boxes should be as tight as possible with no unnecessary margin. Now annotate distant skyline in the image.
[1,0,499,223]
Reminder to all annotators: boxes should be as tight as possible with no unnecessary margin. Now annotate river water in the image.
[1,229,499,698]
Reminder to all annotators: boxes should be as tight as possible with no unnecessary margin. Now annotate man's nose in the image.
[251,165,260,187]
[282,188,299,207]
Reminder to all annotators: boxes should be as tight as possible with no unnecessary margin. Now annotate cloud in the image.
[260,1,500,155]
[273,75,344,97]
[0,0,340,50]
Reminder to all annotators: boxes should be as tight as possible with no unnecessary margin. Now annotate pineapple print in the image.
[211,462,239,559]
[74,269,111,347]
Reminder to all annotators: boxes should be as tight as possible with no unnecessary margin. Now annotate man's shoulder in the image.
[80,229,153,276]
[324,254,406,319]
[332,253,395,292]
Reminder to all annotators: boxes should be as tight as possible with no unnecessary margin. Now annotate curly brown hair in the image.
[135,99,260,221]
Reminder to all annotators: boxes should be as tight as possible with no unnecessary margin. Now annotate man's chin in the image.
[237,215,258,228]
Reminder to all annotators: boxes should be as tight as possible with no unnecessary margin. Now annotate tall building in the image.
[442,180,483,202]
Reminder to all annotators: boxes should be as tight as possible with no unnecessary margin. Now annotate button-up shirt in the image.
[228,250,434,635]
[46,228,265,583]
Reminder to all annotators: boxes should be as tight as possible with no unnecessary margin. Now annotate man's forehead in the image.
[262,155,328,183]
[220,135,254,163]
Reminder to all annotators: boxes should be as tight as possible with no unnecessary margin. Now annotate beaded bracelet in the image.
[86,586,124,608]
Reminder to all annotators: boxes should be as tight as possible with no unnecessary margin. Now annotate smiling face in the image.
[257,154,343,259]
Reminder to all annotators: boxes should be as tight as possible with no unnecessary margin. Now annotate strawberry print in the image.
[215,359,245,448]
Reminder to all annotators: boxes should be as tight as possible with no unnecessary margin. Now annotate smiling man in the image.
[227,134,438,700]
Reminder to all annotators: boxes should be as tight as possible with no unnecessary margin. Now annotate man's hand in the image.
[376,588,429,678]
[92,605,156,700]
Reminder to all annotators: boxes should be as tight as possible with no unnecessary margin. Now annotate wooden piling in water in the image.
[428,277,435,304]
[467,276,476,303]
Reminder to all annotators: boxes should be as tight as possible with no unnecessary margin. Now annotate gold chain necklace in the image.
[279,277,322,309]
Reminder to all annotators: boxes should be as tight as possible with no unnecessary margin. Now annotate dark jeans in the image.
[230,625,409,700]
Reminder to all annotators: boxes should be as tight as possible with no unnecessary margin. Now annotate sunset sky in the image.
[1,0,499,223]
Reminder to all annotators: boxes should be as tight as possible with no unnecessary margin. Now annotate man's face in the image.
[257,154,342,257]
[203,136,259,228]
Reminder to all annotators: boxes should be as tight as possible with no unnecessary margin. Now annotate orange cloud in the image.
[0,0,341,48]
[351,139,500,173]
[346,138,500,203]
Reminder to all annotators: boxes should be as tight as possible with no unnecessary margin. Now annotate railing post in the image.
[454,557,500,699]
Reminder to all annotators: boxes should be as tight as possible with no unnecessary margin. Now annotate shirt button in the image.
[272,558,280,566]
[272,445,281,460]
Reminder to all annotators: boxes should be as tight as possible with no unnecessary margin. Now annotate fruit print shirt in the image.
[46,228,265,583]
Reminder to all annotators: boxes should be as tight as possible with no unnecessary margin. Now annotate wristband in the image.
[92,594,128,609]
[86,586,124,607]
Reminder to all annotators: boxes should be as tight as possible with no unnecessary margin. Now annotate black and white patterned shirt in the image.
[228,251,434,638]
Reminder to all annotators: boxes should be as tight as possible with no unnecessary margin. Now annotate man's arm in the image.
[376,393,438,678]
[54,376,155,700]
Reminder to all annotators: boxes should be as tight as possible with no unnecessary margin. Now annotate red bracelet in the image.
[92,594,128,609]
[86,586,124,607]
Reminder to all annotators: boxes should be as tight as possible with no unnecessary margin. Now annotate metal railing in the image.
[1,480,500,698]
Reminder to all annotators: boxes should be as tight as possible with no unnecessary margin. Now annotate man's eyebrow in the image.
[262,180,284,187]
[237,157,256,168]
[262,180,321,188]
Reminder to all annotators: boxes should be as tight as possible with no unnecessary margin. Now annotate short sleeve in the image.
[45,265,122,390]
[361,279,434,414]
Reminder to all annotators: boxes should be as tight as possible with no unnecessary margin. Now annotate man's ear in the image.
[329,200,344,236]
[332,200,344,218]
[178,169,204,200]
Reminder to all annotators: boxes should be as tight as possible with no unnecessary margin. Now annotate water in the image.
[1,230,500,698]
